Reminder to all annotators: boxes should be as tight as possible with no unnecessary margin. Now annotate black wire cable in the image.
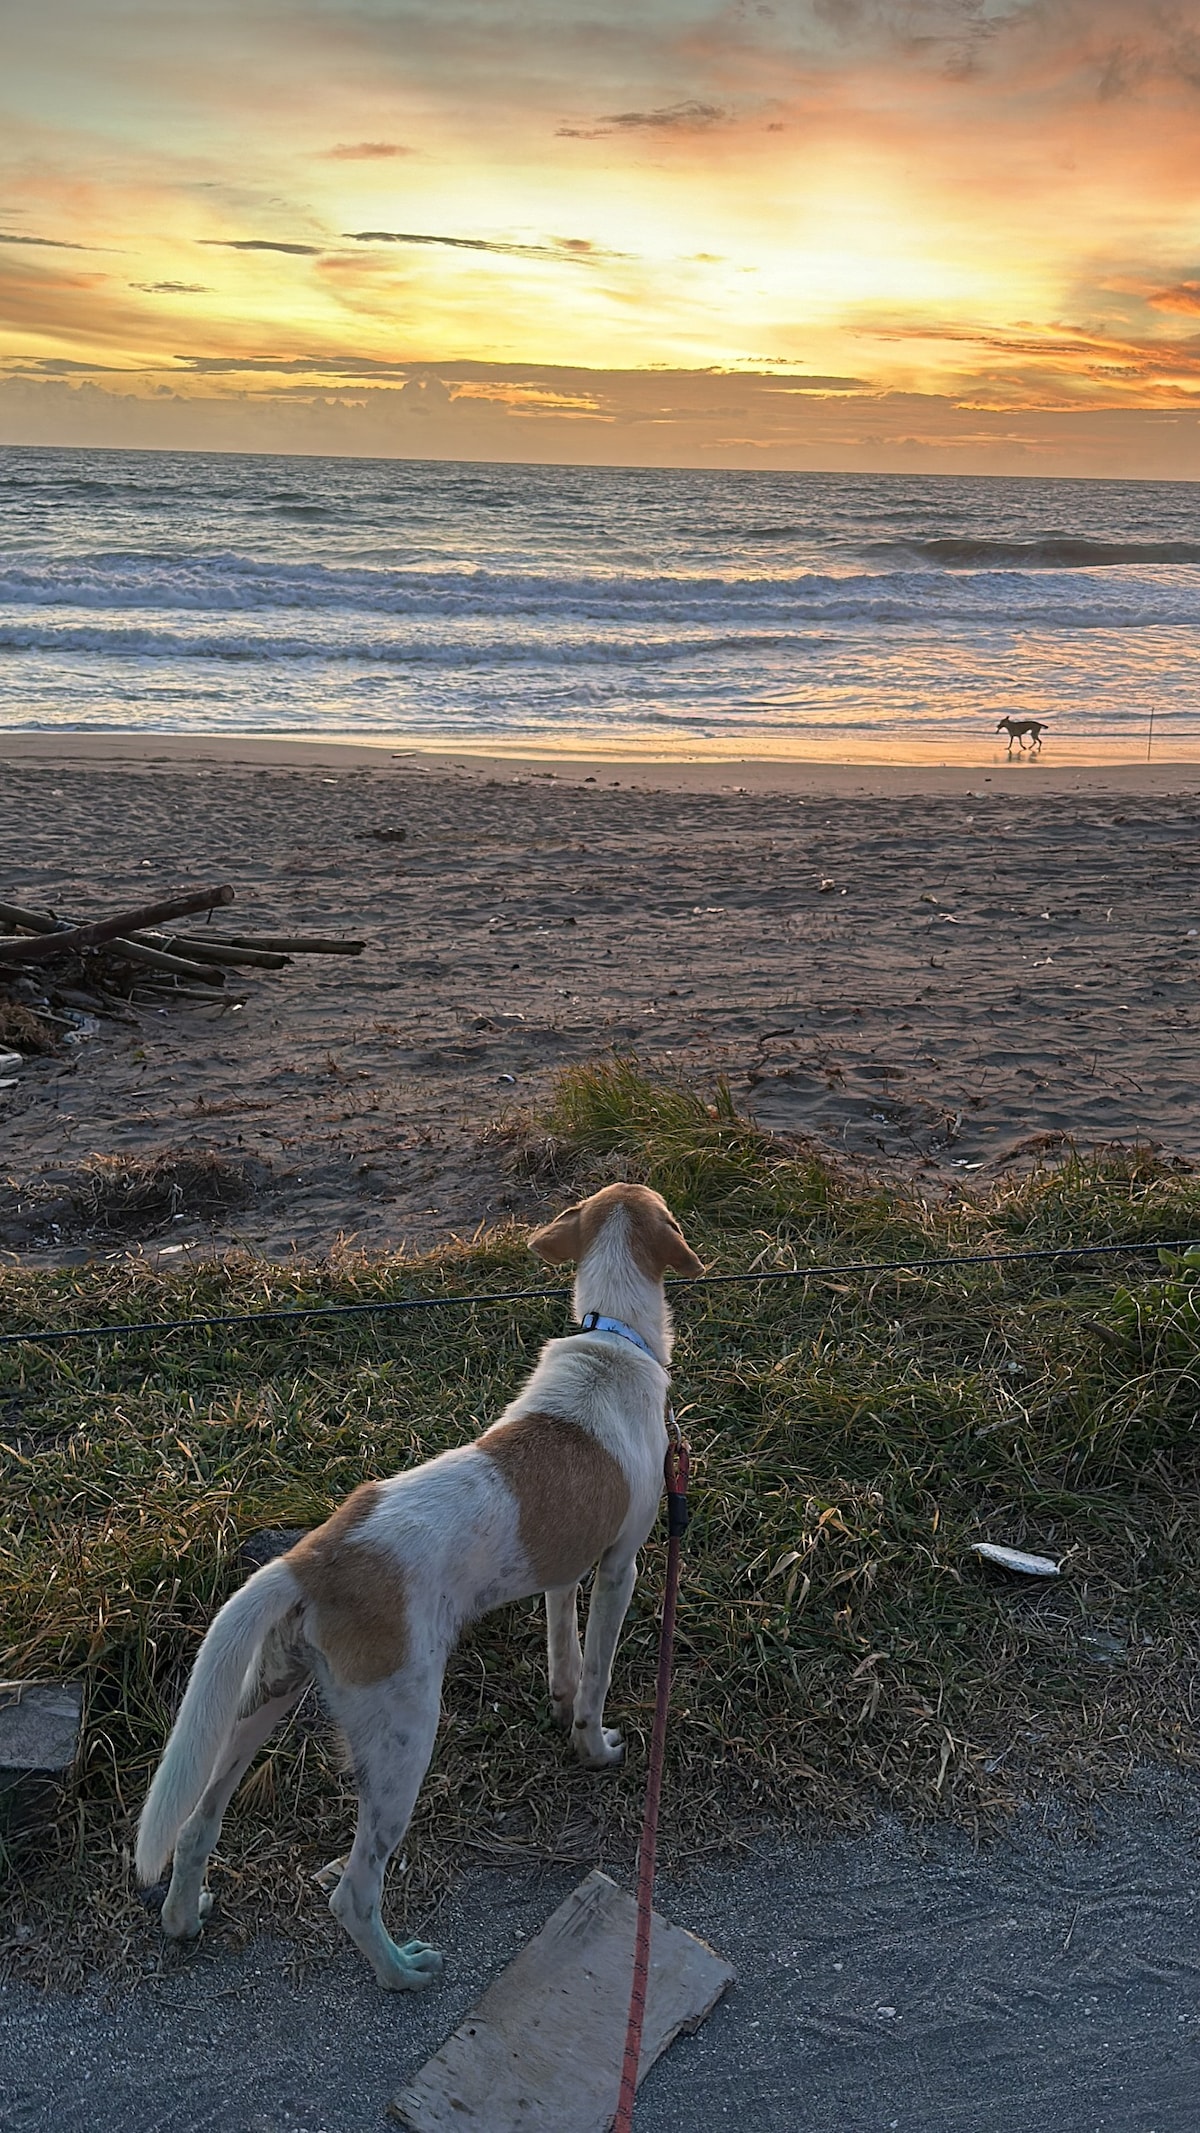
[0,1235,1195,1349]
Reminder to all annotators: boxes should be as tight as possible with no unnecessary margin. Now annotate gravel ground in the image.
[4,1777,1198,2133]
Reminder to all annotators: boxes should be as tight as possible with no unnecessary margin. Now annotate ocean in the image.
[2,445,1199,761]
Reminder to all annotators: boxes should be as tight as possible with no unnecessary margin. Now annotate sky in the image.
[4,1,1200,476]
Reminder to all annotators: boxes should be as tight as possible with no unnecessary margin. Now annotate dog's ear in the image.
[528,1204,584,1264]
[655,1210,704,1278]
[631,1200,704,1278]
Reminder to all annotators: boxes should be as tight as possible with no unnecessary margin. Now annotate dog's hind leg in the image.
[326,1671,445,1991]
[160,1686,304,1939]
[545,1583,582,1728]
[572,1547,637,1770]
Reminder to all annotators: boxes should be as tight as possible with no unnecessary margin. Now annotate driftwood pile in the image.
[0,884,364,1042]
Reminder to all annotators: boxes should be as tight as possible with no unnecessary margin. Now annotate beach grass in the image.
[3,1059,1199,1982]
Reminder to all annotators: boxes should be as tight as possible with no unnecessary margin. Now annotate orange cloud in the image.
[5,365,1200,485]
[5,0,1200,470]
[557,98,733,139]
[321,141,411,160]
[1148,281,1200,316]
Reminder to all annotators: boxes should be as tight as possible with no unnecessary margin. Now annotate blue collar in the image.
[578,1311,664,1367]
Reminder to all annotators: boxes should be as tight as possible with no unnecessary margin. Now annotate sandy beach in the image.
[1,732,1198,1261]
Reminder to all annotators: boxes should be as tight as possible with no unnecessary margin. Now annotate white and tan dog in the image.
[136,1183,702,1990]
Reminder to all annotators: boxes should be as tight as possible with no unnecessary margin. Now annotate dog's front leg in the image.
[572,1548,637,1769]
[545,1583,582,1728]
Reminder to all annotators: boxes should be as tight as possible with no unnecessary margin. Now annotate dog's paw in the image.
[550,1693,577,1731]
[573,1724,625,1771]
[160,1886,212,1940]
[376,1937,444,1992]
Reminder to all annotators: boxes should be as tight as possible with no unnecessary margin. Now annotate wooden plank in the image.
[390,1870,733,2133]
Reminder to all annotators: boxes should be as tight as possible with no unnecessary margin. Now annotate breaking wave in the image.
[3,446,1200,753]
[877,536,1200,569]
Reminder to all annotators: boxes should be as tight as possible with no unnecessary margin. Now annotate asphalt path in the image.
[3,1778,1197,2133]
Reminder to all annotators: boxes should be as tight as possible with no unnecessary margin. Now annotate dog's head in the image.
[528,1182,703,1281]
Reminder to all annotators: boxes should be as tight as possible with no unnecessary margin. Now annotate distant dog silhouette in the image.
[996,716,1046,753]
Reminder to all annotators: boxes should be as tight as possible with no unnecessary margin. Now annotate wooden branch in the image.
[144,984,249,1004]
[0,899,58,936]
[102,939,225,984]
[214,933,364,956]
[0,886,235,966]
[0,902,358,965]
[142,933,290,970]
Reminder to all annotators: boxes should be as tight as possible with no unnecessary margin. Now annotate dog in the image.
[996,715,1047,752]
[136,1182,703,1990]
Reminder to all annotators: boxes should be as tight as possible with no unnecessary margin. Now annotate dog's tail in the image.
[136,1555,301,1884]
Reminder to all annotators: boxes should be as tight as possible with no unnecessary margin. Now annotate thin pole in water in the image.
[1147,704,1156,762]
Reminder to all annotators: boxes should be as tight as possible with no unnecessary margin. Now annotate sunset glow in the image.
[5,2,1200,474]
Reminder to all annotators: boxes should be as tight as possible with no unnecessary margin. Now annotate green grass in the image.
[3,1058,1200,1982]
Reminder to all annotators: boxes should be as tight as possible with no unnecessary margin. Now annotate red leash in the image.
[612,1420,690,2133]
